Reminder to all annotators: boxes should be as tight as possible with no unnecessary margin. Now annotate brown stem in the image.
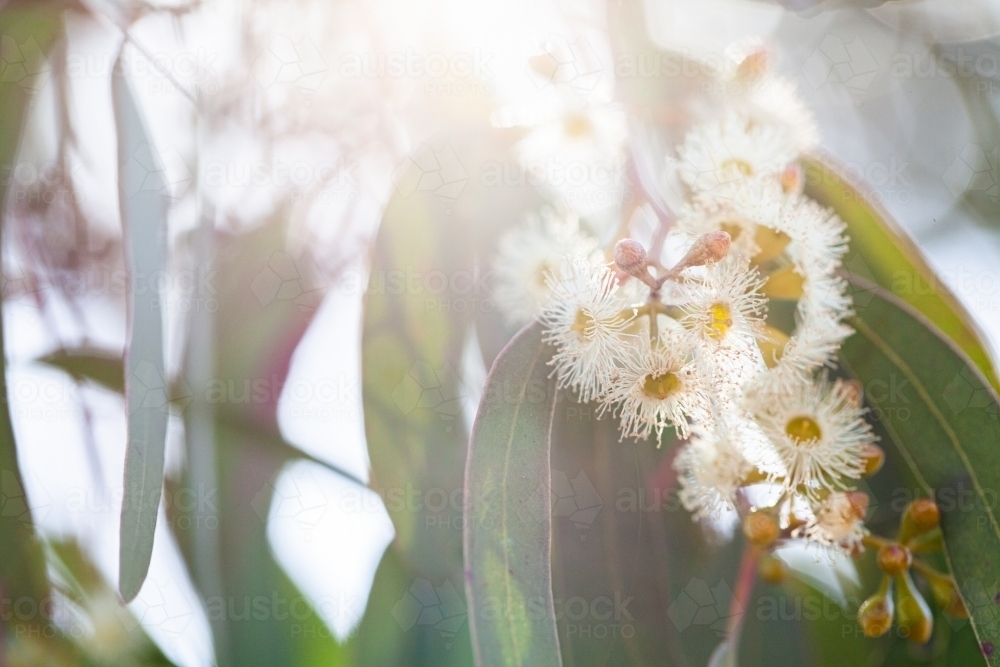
[862,534,894,551]
[723,546,760,662]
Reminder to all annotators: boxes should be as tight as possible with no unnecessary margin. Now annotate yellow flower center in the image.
[721,158,754,177]
[570,308,594,340]
[707,302,733,340]
[563,113,594,139]
[642,372,681,400]
[785,416,822,444]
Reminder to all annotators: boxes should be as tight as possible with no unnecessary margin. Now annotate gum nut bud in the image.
[909,499,940,532]
[736,49,769,82]
[743,511,780,547]
[926,573,969,619]
[840,379,864,408]
[895,572,934,644]
[696,231,731,264]
[877,544,912,576]
[860,443,885,477]
[845,491,870,521]
[779,162,804,194]
[614,239,648,273]
[858,590,894,638]
[899,498,940,544]
[759,553,788,585]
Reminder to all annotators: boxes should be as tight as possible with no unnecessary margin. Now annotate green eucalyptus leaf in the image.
[464,322,562,667]
[0,0,64,611]
[361,140,478,582]
[37,347,124,394]
[840,278,1000,666]
[803,155,999,391]
[113,55,170,603]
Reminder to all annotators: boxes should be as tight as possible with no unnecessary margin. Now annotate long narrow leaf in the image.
[464,322,561,667]
[0,1,67,609]
[113,55,169,602]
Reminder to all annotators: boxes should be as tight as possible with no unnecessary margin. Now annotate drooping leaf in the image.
[464,322,562,667]
[169,217,328,666]
[355,130,546,666]
[346,545,475,667]
[840,278,1000,666]
[37,347,124,394]
[211,422,347,667]
[360,139,476,584]
[113,55,170,602]
[803,155,999,391]
[0,0,66,612]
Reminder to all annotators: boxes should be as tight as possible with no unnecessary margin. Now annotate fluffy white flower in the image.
[676,181,854,394]
[675,417,754,520]
[493,207,597,326]
[541,256,632,402]
[796,491,869,554]
[758,312,854,396]
[515,103,629,215]
[679,257,766,359]
[676,111,798,204]
[751,375,875,500]
[715,40,820,152]
[601,333,707,440]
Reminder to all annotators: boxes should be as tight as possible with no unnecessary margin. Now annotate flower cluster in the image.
[492,43,882,557]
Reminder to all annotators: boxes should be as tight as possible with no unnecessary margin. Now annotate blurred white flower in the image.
[676,110,797,203]
[675,416,754,520]
[493,207,597,326]
[540,255,633,402]
[515,103,629,215]
[797,491,869,555]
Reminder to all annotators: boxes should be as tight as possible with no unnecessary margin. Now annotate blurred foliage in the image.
[0,0,999,665]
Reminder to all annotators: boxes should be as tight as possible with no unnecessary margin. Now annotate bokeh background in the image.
[1,0,998,665]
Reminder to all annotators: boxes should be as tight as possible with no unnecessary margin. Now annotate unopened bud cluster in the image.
[858,499,966,644]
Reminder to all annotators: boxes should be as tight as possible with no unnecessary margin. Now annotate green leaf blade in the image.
[113,57,170,602]
[841,280,1000,665]
[0,1,65,610]
[804,155,999,390]
[464,322,561,667]
[37,347,124,394]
